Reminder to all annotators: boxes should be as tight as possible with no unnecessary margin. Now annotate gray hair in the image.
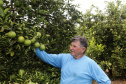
[71,35,88,53]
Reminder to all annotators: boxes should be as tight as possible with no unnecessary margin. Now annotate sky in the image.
[71,0,126,14]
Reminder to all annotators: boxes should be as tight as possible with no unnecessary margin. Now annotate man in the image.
[35,35,111,84]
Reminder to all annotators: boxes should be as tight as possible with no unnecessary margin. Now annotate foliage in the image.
[85,37,104,60]
[0,68,60,84]
[0,0,81,83]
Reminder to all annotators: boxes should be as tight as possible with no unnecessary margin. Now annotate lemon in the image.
[18,36,25,43]
[39,44,45,51]
[7,31,16,38]
[24,40,31,46]
[34,42,40,48]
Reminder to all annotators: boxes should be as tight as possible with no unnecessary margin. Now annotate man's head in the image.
[70,36,88,59]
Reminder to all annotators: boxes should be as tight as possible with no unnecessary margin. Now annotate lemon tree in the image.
[0,0,80,83]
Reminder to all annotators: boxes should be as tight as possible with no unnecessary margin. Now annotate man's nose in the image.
[70,46,73,50]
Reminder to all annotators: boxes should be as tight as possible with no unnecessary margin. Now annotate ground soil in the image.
[92,80,126,84]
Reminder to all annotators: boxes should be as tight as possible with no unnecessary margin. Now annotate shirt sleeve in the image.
[90,61,111,84]
[35,48,62,68]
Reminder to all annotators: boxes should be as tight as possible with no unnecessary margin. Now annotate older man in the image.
[35,35,111,84]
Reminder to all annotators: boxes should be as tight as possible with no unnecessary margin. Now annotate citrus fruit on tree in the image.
[46,34,50,37]
[24,40,31,46]
[7,31,16,38]
[31,37,36,43]
[39,44,45,51]
[36,32,41,38]
[34,42,40,48]
[18,36,25,43]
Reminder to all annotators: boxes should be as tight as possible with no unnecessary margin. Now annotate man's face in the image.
[70,41,85,59]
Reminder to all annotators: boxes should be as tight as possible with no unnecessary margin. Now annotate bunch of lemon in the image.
[6,31,45,51]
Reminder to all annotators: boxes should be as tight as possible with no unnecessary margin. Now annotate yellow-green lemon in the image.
[7,31,16,38]
[39,44,45,51]
[24,40,31,46]
[18,36,25,43]
[34,42,40,48]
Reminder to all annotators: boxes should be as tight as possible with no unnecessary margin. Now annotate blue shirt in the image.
[35,48,111,84]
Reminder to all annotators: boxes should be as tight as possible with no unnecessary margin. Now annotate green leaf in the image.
[0,0,3,7]
[4,13,10,23]
[0,17,3,23]
[4,8,10,15]
[39,16,45,21]
[10,51,14,56]
[0,27,4,32]
[0,7,4,17]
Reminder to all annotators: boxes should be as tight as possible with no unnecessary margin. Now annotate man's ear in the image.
[82,47,86,53]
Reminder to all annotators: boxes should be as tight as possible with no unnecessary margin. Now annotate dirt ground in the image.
[92,80,126,84]
[111,81,126,84]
